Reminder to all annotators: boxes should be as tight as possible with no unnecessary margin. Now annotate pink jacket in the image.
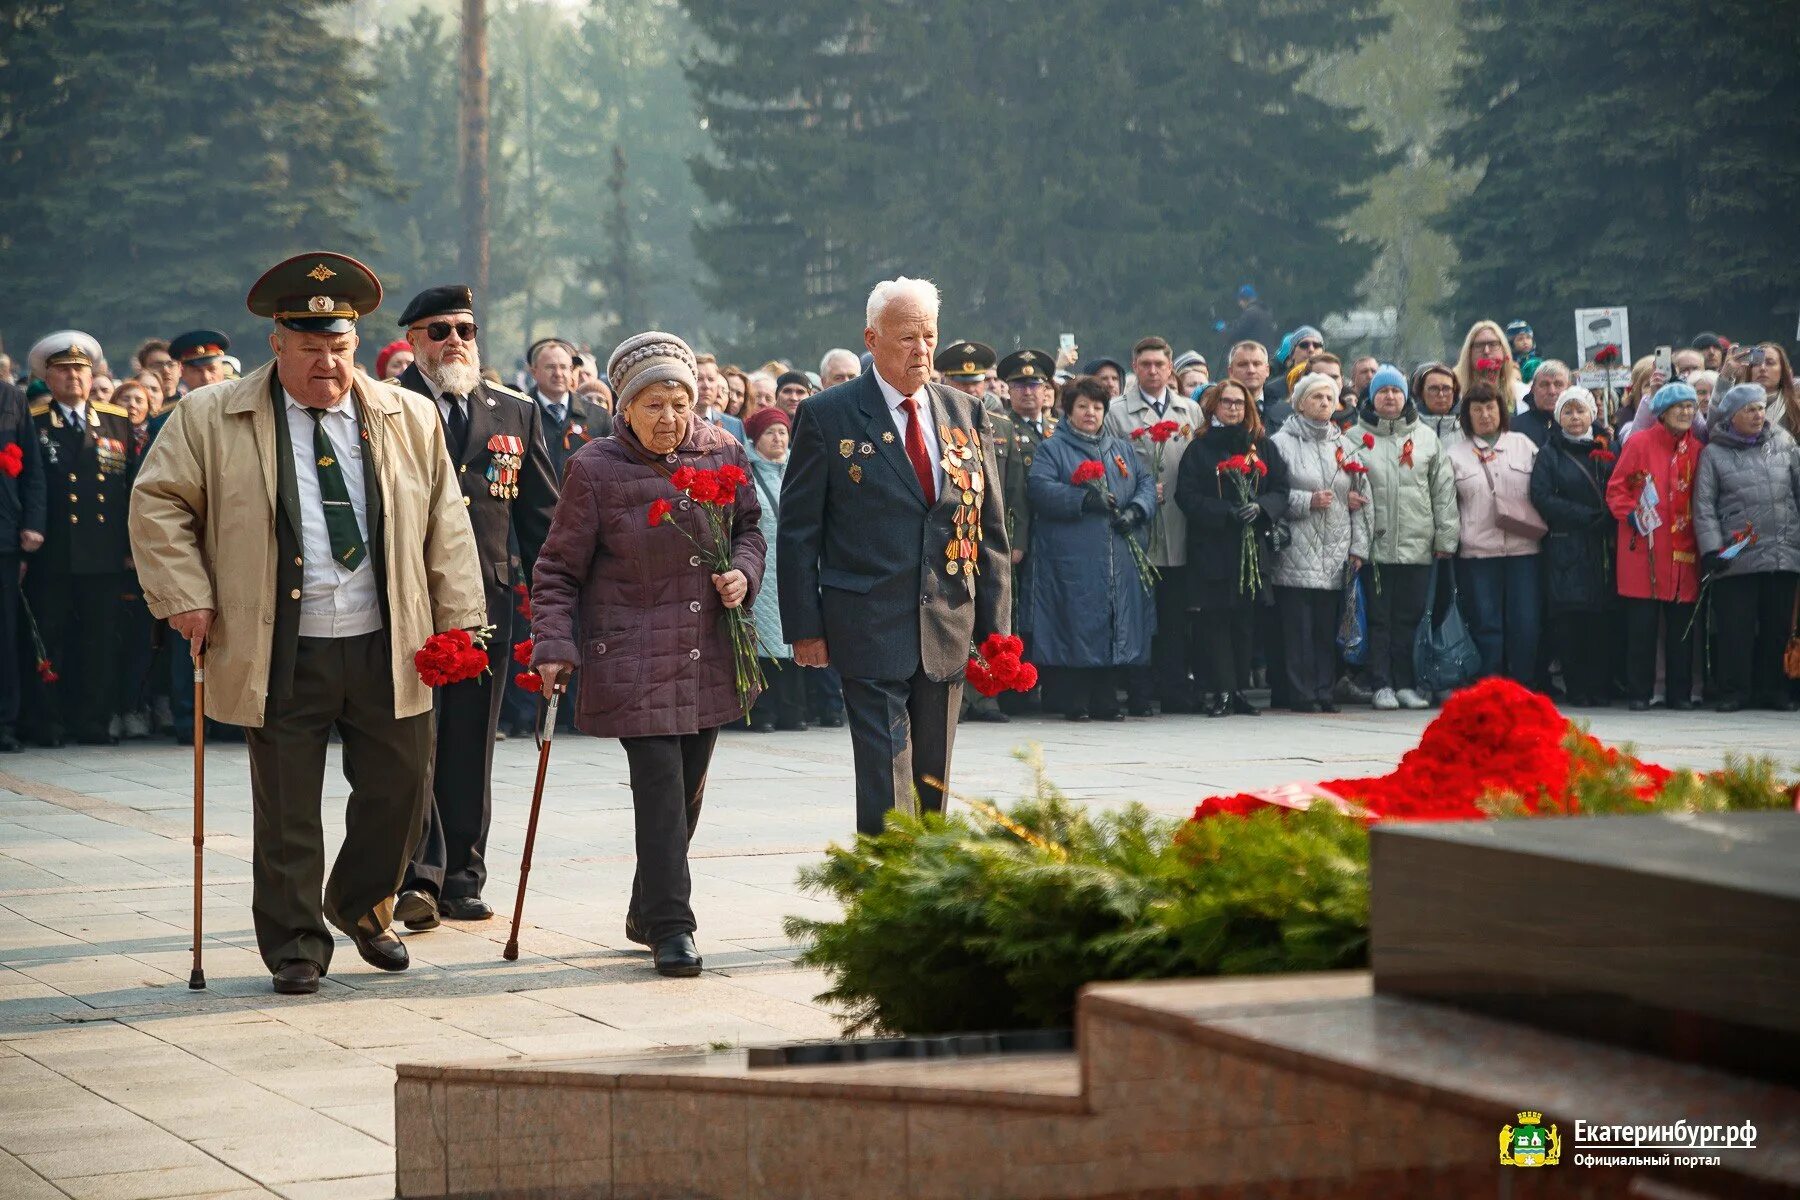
[1605,420,1701,603]
[1447,433,1543,558]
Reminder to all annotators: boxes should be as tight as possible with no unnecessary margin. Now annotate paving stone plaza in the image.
[0,706,1786,1198]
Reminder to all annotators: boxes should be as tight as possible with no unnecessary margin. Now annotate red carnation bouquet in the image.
[1474,356,1505,375]
[1128,419,1187,476]
[415,626,496,687]
[965,633,1038,697]
[650,463,764,715]
[1191,678,1674,823]
[1216,450,1269,594]
[1071,459,1159,595]
[511,636,542,693]
[0,443,23,479]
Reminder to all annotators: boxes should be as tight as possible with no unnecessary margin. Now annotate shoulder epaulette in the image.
[93,401,131,419]
[487,380,532,404]
[29,400,49,418]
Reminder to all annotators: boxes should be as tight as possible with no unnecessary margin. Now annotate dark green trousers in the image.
[245,631,433,974]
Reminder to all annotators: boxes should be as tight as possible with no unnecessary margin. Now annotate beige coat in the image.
[129,362,486,727]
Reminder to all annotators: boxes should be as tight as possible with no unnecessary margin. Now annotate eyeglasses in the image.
[1472,339,1504,352]
[417,321,478,342]
[1295,340,1323,352]
[144,357,173,370]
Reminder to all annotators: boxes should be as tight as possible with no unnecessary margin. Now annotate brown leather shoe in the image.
[272,960,321,995]
[349,928,409,972]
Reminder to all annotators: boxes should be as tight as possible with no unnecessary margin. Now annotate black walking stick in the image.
[503,685,562,961]
[189,647,206,990]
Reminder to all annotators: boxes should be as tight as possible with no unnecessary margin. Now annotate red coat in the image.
[1605,421,1701,602]
[530,420,766,737]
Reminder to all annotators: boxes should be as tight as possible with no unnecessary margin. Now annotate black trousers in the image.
[1127,569,1195,709]
[748,658,806,728]
[1364,563,1431,691]
[1047,665,1120,717]
[1548,610,1614,704]
[0,555,17,734]
[1195,601,1254,695]
[1624,597,1696,705]
[245,632,434,973]
[841,668,960,836]
[620,727,718,943]
[1710,571,1797,707]
[23,568,125,741]
[1276,586,1338,705]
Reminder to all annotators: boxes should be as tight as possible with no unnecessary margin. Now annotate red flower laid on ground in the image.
[0,443,22,479]
[1071,460,1106,486]
[414,627,493,687]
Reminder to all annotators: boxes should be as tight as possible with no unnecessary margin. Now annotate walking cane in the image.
[189,646,206,990]
[503,684,562,961]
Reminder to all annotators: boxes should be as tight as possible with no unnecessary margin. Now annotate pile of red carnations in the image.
[1193,678,1672,823]
[965,634,1038,698]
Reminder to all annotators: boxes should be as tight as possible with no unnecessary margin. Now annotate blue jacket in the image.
[1024,423,1157,667]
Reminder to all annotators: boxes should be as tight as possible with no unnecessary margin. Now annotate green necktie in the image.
[307,407,367,570]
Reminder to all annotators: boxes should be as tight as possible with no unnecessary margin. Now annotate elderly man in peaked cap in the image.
[130,252,486,995]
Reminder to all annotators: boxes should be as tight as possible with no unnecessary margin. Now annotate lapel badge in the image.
[839,439,855,458]
[882,431,895,444]
[858,441,874,456]
[849,463,863,483]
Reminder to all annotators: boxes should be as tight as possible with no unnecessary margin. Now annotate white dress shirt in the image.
[873,371,945,496]
[284,391,382,638]
[1142,388,1171,418]
[60,402,87,428]
[536,389,570,426]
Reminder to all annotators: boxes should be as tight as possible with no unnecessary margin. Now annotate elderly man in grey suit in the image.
[778,278,1012,835]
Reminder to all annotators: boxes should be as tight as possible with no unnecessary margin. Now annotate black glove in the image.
[1235,502,1261,525]
[1702,551,1724,578]
[1081,488,1110,514]
[1110,506,1143,533]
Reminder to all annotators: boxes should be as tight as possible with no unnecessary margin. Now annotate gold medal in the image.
[839,439,855,458]
[946,560,959,575]
[849,463,863,483]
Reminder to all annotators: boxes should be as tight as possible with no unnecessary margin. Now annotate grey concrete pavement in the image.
[0,704,1791,1197]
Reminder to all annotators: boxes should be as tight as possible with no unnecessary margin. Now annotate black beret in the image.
[397,284,475,328]
[775,370,812,392]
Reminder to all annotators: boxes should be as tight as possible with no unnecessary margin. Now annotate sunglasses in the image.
[417,321,478,342]
[1294,340,1323,351]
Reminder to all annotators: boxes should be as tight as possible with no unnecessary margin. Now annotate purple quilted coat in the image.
[530,419,766,737]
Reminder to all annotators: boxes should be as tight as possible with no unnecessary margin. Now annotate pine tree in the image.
[1437,0,1800,349]
[0,0,395,362]
[681,0,1388,362]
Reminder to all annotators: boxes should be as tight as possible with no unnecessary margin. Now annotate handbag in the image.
[1480,452,1549,541]
[1413,559,1481,694]
[1784,590,1800,680]
[1337,567,1367,665]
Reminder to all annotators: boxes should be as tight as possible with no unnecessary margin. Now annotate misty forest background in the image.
[1,0,1796,372]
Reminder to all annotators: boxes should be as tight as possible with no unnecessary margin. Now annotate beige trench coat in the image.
[128,361,486,727]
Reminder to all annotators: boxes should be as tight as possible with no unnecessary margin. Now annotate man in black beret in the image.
[390,285,560,930]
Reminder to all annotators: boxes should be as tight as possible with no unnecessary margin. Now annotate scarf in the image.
[1292,413,1335,441]
[1558,427,1595,445]
[1708,418,1773,450]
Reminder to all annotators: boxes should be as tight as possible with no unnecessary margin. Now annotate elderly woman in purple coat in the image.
[531,332,766,977]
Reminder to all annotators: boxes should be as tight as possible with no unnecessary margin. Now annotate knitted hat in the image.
[607,331,697,413]
[1505,320,1532,339]
[1368,364,1407,398]
[1554,386,1596,419]
[744,406,790,445]
[1648,380,1697,416]
[1289,372,1339,411]
[374,340,411,379]
[1173,350,1206,373]
[1710,382,1765,425]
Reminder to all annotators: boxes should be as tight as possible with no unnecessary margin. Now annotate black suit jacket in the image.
[778,369,1011,683]
[528,387,609,481]
[400,364,558,605]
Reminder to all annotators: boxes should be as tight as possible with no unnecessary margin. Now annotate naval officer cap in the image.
[28,330,104,378]
[934,340,996,381]
[169,329,232,366]
[997,348,1056,384]
[247,251,382,333]
[397,284,475,328]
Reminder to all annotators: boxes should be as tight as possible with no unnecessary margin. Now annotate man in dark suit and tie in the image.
[778,277,1011,835]
[525,337,603,479]
[390,286,560,928]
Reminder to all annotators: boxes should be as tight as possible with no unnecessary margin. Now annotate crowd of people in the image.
[2,305,1797,760]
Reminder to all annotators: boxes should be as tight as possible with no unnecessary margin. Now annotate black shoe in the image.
[1627,699,1650,712]
[817,712,845,728]
[1290,701,1319,714]
[440,895,493,922]
[654,933,702,977]
[76,733,119,746]
[1204,696,1230,718]
[348,928,409,972]
[271,960,321,995]
[776,720,810,732]
[395,889,440,932]
[625,913,652,947]
[748,720,777,733]
[1713,699,1742,713]
[0,731,19,753]
[1127,704,1155,718]
[1064,710,1091,722]
[1666,699,1695,712]
[1317,701,1340,714]
[1095,709,1126,722]
[1229,692,1260,716]
[968,707,1010,723]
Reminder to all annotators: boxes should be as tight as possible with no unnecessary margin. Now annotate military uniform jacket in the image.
[32,398,135,574]
[778,370,1011,683]
[398,364,558,596]
[986,409,1031,554]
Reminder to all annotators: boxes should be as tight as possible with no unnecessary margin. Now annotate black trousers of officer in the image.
[0,555,18,736]
[841,668,961,835]
[621,726,719,943]
[23,568,125,741]
[407,595,510,901]
[1709,571,1798,707]
[245,631,433,974]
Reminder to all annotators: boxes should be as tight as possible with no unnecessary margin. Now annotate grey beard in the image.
[431,358,482,396]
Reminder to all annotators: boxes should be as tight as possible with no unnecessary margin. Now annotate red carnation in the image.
[1129,427,1147,440]
[36,659,57,684]
[1148,419,1182,444]
[1071,460,1106,486]
[670,465,697,491]
[514,670,543,694]
[1362,433,1375,449]
[648,497,673,527]
[1593,343,1621,366]
[1475,356,1503,373]
[415,628,492,687]
[1343,460,1369,475]
[512,637,534,666]
[1590,449,1615,464]
[715,463,749,493]
[0,443,22,479]
[513,581,532,620]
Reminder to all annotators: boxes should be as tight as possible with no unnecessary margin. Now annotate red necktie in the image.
[900,396,936,504]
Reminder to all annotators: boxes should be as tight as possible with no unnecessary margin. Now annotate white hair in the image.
[865,277,940,331]
[1533,358,1571,381]
[820,347,860,377]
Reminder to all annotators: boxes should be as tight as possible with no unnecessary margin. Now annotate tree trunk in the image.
[459,0,489,294]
